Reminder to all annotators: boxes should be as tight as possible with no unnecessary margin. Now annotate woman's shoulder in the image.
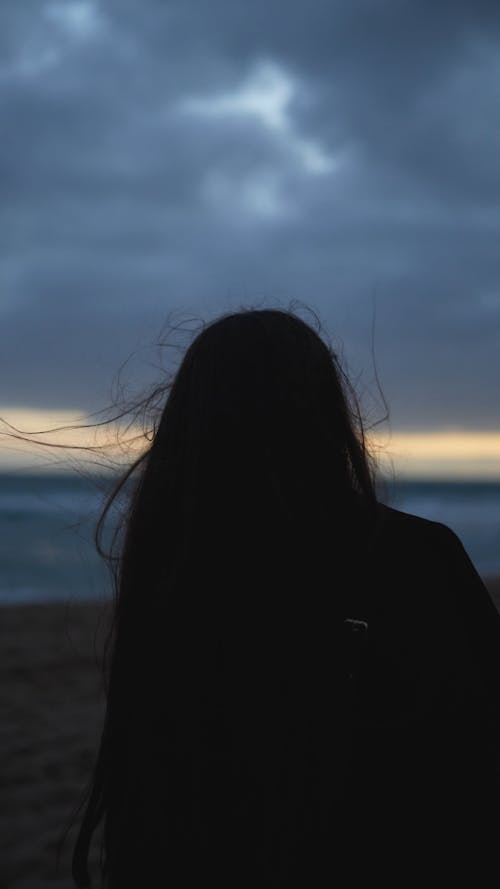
[376,500,455,534]
[374,500,462,551]
[365,500,481,599]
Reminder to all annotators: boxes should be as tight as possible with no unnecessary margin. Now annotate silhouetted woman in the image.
[68,308,500,886]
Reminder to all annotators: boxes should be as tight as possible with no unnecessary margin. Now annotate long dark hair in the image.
[52,305,384,886]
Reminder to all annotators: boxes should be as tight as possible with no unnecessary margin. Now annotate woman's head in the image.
[66,304,382,887]
[146,307,376,549]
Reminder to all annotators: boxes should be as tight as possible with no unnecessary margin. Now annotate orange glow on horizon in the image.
[370,429,500,479]
[0,408,148,473]
[1,408,500,479]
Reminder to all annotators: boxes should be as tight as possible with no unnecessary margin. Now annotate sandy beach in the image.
[2,577,500,888]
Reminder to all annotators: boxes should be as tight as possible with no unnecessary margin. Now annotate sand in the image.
[2,578,500,888]
[1,599,111,889]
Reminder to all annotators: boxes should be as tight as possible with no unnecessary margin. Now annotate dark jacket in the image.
[127,501,500,887]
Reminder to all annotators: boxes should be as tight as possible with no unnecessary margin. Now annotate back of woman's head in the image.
[70,305,381,887]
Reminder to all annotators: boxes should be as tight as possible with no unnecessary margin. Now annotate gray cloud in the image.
[1,0,499,431]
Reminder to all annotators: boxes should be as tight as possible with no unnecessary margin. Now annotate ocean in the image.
[0,472,499,606]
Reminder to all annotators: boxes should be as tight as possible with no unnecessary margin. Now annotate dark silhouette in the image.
[60,307,500,886]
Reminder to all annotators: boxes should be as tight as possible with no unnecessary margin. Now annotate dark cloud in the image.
[1,0,499,431]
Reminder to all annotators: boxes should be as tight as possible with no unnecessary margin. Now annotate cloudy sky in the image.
[1,0,500,475]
